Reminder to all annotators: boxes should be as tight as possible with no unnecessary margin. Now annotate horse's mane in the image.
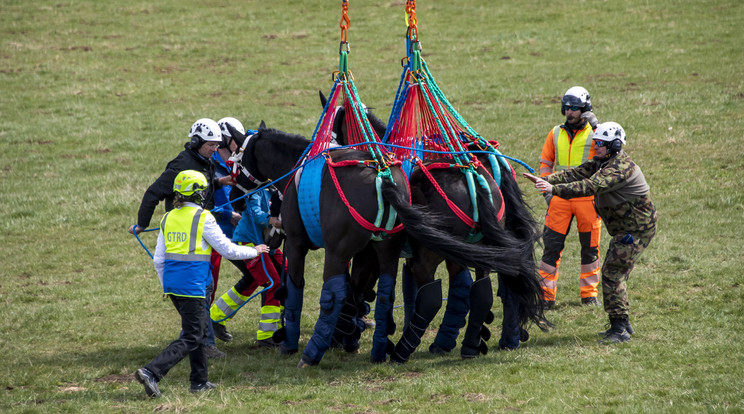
[257,127,310,150]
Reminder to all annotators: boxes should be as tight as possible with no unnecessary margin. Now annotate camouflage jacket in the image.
[546,151,658,236]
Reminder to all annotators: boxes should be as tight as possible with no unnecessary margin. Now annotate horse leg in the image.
[390,248,442,364]
[369,236,404,363]
[401,259,415,331]
[496,273,529,350]
[460,270,495,359]
[430,260,472,355]
[332,246,377,353]
[279,237,308,356]
[299,253,350,367]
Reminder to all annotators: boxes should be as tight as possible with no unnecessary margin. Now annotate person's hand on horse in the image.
[218,176,236,186]
[230,211,242,227]
[129,224,144,235]
[255,244,270,254]
[269,216,283,229]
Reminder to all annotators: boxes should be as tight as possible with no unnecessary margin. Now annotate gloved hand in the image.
[581,111,599,129]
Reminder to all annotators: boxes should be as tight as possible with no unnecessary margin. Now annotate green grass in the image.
[2,0,743,412]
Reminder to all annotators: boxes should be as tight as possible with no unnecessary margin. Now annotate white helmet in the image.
[188,118,222,146]
[562,86,592,113]
[593,122,626,145]
[217,117,245,139]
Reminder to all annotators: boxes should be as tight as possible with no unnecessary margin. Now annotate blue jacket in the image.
[211,151,236,239]
[232,189,272,245]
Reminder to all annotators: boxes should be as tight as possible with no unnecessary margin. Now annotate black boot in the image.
[598,319,635,336]
[599,316,631,344]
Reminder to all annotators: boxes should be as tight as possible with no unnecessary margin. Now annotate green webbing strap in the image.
[338,46,349,74]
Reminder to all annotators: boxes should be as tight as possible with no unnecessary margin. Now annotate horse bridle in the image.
[227,132,277,195]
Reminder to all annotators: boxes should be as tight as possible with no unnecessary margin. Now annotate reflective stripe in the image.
[226,287,248,306]
[540,277,557,291]
[540,158,554,168]
[539,261,557,276]
[580,273,600,287]
[188,209,202,255]
[580,260,601,274]
[164,252,210,261]
[215,297,234,316]
[258,322,279,331]
[260,312,281,320]
[539,166,553,175]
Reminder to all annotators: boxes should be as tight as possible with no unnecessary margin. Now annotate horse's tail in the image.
[477,165,550,329]
[380,179,524,276]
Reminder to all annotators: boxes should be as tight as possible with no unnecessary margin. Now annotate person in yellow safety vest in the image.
[210,187,286,348]
[134,170,269,398]
[537,86,602,309]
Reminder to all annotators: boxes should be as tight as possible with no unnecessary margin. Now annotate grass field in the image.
[2,0,743,412]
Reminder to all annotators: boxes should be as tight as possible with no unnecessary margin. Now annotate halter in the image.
[227,132,276,195]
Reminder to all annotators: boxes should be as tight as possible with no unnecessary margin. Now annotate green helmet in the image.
[173,170,208,200]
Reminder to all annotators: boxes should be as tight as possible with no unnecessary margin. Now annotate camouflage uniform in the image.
[546,151,657,318]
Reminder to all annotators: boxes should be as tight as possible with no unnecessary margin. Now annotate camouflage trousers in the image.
[601,226,656,318]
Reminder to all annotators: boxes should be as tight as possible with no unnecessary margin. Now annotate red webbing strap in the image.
[325,156,406,234]
[417,160,476,228]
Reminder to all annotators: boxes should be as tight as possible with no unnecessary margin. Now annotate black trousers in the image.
[146,295,208,385]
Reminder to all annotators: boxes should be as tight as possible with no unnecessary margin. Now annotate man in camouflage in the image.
[524,122,657,343]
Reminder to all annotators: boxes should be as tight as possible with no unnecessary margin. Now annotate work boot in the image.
[599,319,635,336]
[190,381,218,393]
[581,297,601,306]
[540,300,555,310]
[134,368,161,398]
[212,322,233,343]
[599,317,631,344]
[204,345,226,359]
[257,337,281,349]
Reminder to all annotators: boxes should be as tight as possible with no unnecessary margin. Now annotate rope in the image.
[130,144,533,259]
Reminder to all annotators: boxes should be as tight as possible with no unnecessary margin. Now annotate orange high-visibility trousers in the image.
[539,195,601,301]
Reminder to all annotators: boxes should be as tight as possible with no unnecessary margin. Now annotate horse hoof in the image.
[428,343,450,355]
[369,356,386,364]
[460,345,479,359]
[297,354,318,369]
[280,346,298,356]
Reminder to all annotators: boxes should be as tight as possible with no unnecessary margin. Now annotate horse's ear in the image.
[259,120,266,130]
[319,90,327,107]
[225,123,245,147]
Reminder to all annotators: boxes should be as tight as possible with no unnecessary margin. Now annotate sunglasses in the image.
[563,105,582,111]
[593,140,609,147]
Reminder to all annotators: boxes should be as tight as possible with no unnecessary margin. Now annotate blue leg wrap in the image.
[281,276,303,355]
[401,263,416,331]
[431,268,472,353]
[497,275,521,350]
[370,273,396,363]
[301,274,347,365]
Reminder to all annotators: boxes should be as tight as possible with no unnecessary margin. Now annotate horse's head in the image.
[228,121,311,204]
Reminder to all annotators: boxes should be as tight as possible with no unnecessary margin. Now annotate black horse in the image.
[320,93,547,361]
[226,122,531,366]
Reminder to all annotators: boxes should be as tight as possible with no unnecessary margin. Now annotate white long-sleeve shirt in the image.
[153,202,260,285]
